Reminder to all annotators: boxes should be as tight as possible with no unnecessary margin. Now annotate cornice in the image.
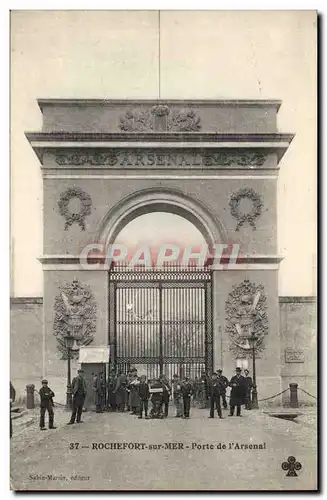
[279,296,317,304]
[37,98,283,112]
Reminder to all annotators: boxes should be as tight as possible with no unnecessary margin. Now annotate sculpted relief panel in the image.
[53,278,97,360]
[225,279,269,359]
[58,187,92,231]
[119,105,201,132]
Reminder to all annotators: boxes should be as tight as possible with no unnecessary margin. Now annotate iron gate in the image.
[108,267,213,380]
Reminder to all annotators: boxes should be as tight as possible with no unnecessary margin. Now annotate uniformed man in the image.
[107,369,117,411]
[181,376,193,418]
[159,373,171,417]
[243,369,253,410]
[172,374,183,417]
[199,370,209,408]
[208,372,225,419]
[68,369,87,424]
[217,369,229,410]
[114,371,128,412]
[39,379,56,430]
[128,369,140,415]
[229,367,246,417]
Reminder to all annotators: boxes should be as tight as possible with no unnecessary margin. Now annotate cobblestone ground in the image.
[10,405,317,491]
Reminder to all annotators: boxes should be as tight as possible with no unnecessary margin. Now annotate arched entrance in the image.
[106,209,215,379]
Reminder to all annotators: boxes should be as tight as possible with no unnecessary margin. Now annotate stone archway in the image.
[96,186,227,250]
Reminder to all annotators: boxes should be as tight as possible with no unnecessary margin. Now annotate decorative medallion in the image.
[229,187,263,231]
[58,187,92,231]
[53,278,97,360]
[119,105,201,132]
[225,279,268,358]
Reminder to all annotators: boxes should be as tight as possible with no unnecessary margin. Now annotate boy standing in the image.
[39,380,56,431]
[138,375,150,419]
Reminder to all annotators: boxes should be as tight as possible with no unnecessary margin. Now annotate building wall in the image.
[10,296,317,405]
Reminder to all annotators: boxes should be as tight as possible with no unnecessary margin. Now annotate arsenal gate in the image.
[109,268,213,379]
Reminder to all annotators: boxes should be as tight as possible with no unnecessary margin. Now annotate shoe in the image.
[40,427,47,431]
[138,416,142,419]
[219,416,223,419]
[228,414,234,417]
[237,415,242,417]
[49,426,57,429]
[67,422,74,425]
[208,416,214,419]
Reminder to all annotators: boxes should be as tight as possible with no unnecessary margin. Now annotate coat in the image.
[39,386,55,408]
[128,377,140,408]
[229,375,246,406]
[208,379,226,398]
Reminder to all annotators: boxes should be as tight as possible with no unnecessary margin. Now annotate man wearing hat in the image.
[39,379,56,430]
[217,369,229,410]
[68,369,87,425]
[228,367,246,417]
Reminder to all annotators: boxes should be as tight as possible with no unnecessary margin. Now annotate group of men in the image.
[35,366,253,430]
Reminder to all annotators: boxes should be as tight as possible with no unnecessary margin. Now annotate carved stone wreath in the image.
[53,278,97,360]
[229,187,263,231]
[225,279,268,359]
[119,105,201,132]
[58,187,92,231]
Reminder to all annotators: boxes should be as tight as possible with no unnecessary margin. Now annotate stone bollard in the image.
[26,384,35,409]
[289,383,299,408]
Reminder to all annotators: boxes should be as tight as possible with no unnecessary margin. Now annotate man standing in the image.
[39,380,56,430]
[217,369,229,410]
[243,369,253,410]
[199,371,209,409]
[128,369,140,415]
[181,375,193,419]
[114,371,128,412]
[107,369,117,411]
[229,367,246,417]
[68,369,87,424]
[172,374,183,418]
[208,372,225,419]
[93,372,105,413]
[138,375,150,419]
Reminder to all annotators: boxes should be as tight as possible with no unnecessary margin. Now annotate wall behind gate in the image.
[10,296,317,405]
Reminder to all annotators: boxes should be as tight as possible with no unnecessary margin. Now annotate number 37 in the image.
[69,442,80,449]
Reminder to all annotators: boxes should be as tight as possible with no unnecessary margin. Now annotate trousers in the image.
[40,405,54,428]
[183,396,191,417]
[210,395,222,418]
[230,405,242,416]
[139,399,149,417]
[70,394,85,423]
[174,396,183,416]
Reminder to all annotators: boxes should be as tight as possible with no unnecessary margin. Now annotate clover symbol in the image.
[281,456,302,477]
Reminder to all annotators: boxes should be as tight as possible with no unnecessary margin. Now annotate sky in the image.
[10,10,316,296]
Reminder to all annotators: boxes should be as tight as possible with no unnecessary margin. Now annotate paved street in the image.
[10,406,317,491]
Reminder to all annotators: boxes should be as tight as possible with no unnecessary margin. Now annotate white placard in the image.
[79,345,110,364]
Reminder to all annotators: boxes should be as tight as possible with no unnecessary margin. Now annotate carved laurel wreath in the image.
[229,187,263,231]
[58,187,92,231]
[119,105,201,132]
[225,279,268,359]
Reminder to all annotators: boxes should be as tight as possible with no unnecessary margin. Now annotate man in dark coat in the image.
[217,369,229,409]
[199,371,209,408]
[149,378,164,418]
[181,376,193,418]
[68,369,87,424]
[229,367,246,417]
[114,371,128,412]
[107,369,117,411]
[208,372,225,419]
[39,379,56,430]
[243,369,253,410]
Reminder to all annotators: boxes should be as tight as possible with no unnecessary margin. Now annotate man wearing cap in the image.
[68,369,87,425]
[39,379,56,430]
[229,367,246,417]
[217,369,229,410]
[208,372,225,419]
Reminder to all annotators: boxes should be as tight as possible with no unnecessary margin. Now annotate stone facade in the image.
[20,98,301,401]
